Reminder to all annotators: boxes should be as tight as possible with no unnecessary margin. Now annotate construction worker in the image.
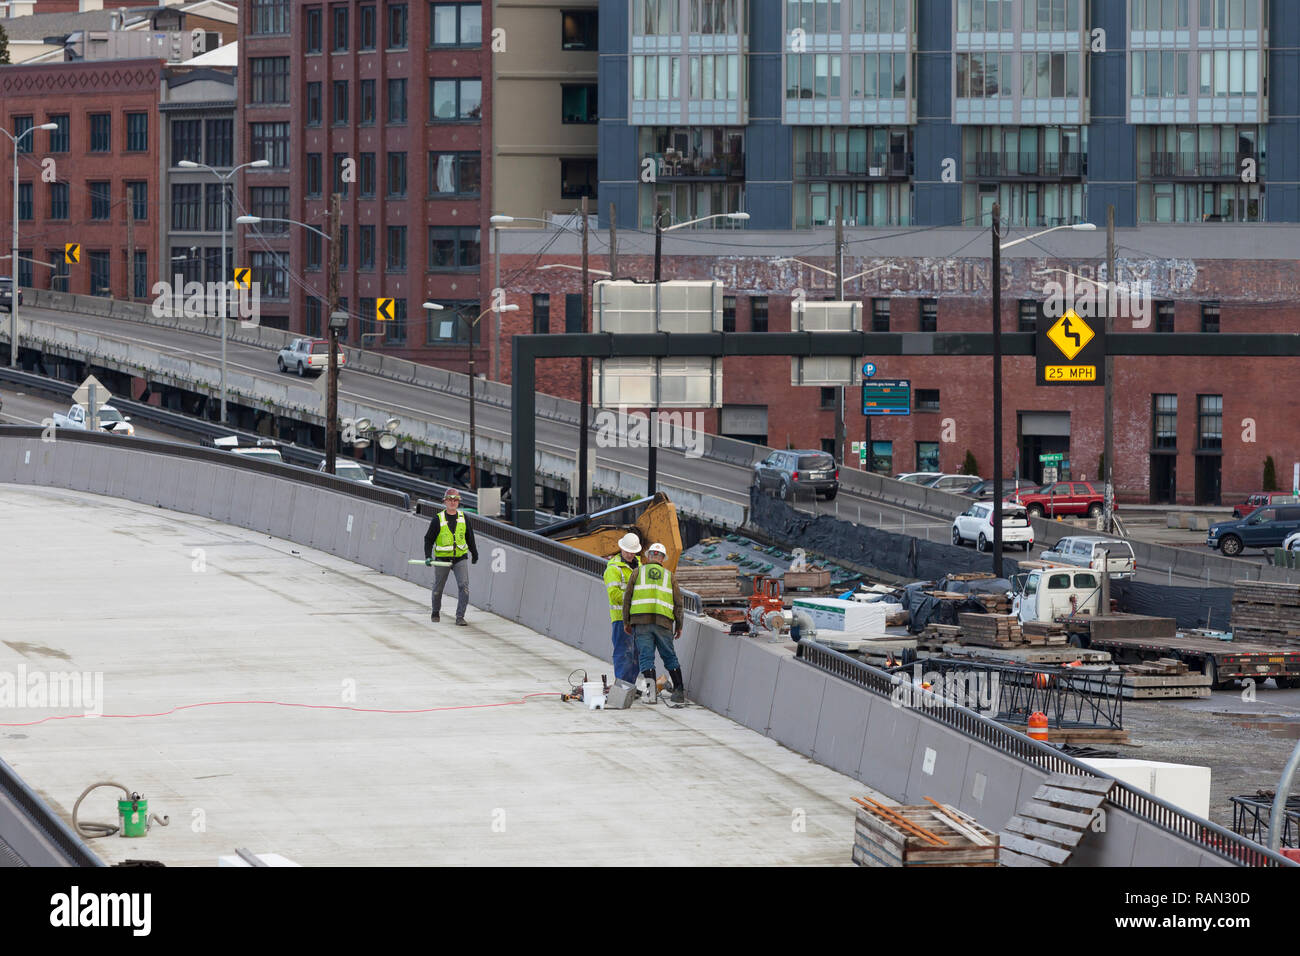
[423,488,478,625]
[622,542,685,704]
[604,532,642,683]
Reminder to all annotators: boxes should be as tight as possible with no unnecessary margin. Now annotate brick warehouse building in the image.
[237,0,493,349]
[494,223,1300,507]
[1,59,164,300]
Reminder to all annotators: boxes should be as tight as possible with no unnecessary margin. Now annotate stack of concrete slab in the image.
[1231,581,1300,647]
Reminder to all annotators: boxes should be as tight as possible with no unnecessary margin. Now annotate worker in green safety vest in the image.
[423,487,478,625]
[621,542,685,704]
[604,532,642,684]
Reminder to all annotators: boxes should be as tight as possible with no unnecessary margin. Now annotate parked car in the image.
[964,477,1039,499]
[1206,504,1300,556]
[1232,492,1300,518]
[1038,536,1136,579]
[919,473,984,494]
[319,460,373,484]
[894,472,942,484]
[51,403,134,436]
[0,277,22,313]
[753,450,839,500]
[951,501,1034,552]
[277,338,346,377]
[1012,480,1110,518]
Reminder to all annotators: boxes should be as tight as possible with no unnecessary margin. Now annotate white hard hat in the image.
[646,542,667,556]
[617,533,642,554]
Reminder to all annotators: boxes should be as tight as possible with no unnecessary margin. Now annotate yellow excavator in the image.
[540,493,683,570]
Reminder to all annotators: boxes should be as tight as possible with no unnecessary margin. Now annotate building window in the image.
[203,247,224,286]
[560,158,596,198]
[387,78,408,123]
[385,225,408,271]
[1018,299,1040,332]
[249,122,289,168]
[89,113,111,152]
[428,152,481,196]
[360,79,376,125]
[333,80,350,124]
[305,5,323,51]
[48,115,69,153]
[916,441,939,473]
[1022,0,1082,29]
[1197,394,1222,450]
[250,58,290,104]
[170,184,201,231]
[429,78,482,120]
[1201,301,1220,333]
[723,294,736,333]
[307,83,323,126]
[250,187,290,231]
[305,298,322,337]
[388,2,409,47]
[170,247,201,285]
[558,293,580,332]
[305,231,322,271]
[1156,301,1175,333]
[306,154,323,197]
[562,9,597,49]
[871,298,890,332]
[819,387,835,410]
[89,181,111,221]
[359,225,376,269]
[202,186,223,232]
[359,152,376,196]
[1130,51,1190,98]
[127,181,147,222]
[334,154,351,197]
[205,119,232,167]
[14,116,33,154]
[249,250,288,299]
[332,4,350,50]
[532,293,550,333]
[562,85,598,123]
[171,120,201,165]
[132,251,148,299]
[48,183,70,220]
[339,226,349,267]
[751,295,768,332]
[359,4,377,48]
[427,227,480,270]
[870,440,892,475]
[1153,394,1177,450]
[431,2,482,46]
[385,298,408,345]
[18,250,33,288]
[915,389,940,412]
[386,151,407,196]
[125,113,148,152]
[425,301,479,345]
[252,0,289,33]
[920,298,937,332]
[17,183,32,221]
[89,250,111,297]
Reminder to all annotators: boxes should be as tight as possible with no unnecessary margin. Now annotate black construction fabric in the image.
[1111,580,1234,630]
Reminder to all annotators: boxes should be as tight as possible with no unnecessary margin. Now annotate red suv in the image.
[1011,481,1112,519]
[1232,492,1300,518]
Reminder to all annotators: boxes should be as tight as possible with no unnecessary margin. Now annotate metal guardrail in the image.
[795,638,1296,867]
[1232,793,1300,849]
[0,755,102,867]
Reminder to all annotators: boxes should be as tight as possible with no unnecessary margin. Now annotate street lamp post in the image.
[5,122,58,368]
[179,158,269,424]
[466,302,517,491]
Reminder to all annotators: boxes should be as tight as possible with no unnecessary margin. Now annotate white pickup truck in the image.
[277,338,346,377]
[1010,564,1103,626]
[52,403,135,436]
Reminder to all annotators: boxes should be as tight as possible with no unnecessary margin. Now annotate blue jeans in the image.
[633,622,680,674]
[611,621,638,683]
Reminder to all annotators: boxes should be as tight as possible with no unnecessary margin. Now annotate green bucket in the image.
[118,798,148,838]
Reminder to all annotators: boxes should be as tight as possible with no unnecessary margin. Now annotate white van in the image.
[1038,536,1136,579]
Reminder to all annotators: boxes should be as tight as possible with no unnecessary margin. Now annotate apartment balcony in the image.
[1141,152,1259,181]
[642,150,745,180]
[970,152,1085,180]
[795,151,911,180]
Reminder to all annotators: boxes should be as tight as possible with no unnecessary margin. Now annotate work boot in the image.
[431,612,440,623]
[455,618,468,626]
[669,668,686,704]
[642,669,658,705]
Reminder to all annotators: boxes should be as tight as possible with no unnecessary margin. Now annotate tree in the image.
[960,449,979,475]
[0,23,10,66]
[1263,456,1279,492]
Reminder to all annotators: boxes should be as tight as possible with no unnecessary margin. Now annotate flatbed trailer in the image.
[1058,614,1300,690]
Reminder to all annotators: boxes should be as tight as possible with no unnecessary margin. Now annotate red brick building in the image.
[494,237,1300,507]
[237,0,492,359]
[1,58,163,301]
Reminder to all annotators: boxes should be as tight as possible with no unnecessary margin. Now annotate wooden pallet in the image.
[674,565,743,601]
[1003,724,1132,745]
[1230,581,1300,647]
[958,613,1024,646]
[1000,774,1115,867]
[852,798,999,867]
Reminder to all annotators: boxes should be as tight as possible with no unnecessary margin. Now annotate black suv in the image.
[0,278,21,313]
[752,450,839,500]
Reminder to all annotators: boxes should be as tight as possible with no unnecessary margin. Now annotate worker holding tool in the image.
[604,533,642,683]
[423,488,478,625]
[622,542,685,705]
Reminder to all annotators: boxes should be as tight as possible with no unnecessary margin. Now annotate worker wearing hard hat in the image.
[423,488,478,625]
[622,542,685,704]
[604,532,642,683]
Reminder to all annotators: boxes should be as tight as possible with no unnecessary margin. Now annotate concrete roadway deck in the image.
[0,484,872,866]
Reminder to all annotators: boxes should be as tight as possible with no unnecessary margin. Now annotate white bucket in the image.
[583,682,606,709]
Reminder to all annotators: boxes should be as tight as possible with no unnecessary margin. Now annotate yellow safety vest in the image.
[630,564,675,623]
[434,511,469,559]
[604,555,637,622]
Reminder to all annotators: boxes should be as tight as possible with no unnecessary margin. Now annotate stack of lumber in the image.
[1230,581,1300,647]
[948,572,996,582]
[957,613,1023,647]
[918,624,962,650]
[1067,660,1211,699]
[885,609,910,627]
[784,567,831,589]
[971,592,1011,614]
[673,565,742,602]
[852,796,998,867]
[924,590,967,601]
[1020,621,1069,645]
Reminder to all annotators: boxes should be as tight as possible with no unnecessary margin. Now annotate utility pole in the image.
[578,194,590,514]
[835,205,845,467]
[1103,203,1116,534]
[608,201,618,279]
[991,202,1004,577]
[325,192,341,475]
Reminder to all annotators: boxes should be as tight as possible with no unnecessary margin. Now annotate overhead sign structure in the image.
[64,243,80,265]
[376,298,395,322]
[1037,308,1104,386]
[862,379,910,416]
[233,267,251,290]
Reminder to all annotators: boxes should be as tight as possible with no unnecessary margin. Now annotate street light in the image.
[4,122,58,368]
[179,158,270,424]
[990,217,1097,574]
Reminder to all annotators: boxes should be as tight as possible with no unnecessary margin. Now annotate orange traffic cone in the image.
[1028,711,1049,742]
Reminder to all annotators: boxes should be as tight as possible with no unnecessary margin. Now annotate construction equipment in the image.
[542,494,683,570]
